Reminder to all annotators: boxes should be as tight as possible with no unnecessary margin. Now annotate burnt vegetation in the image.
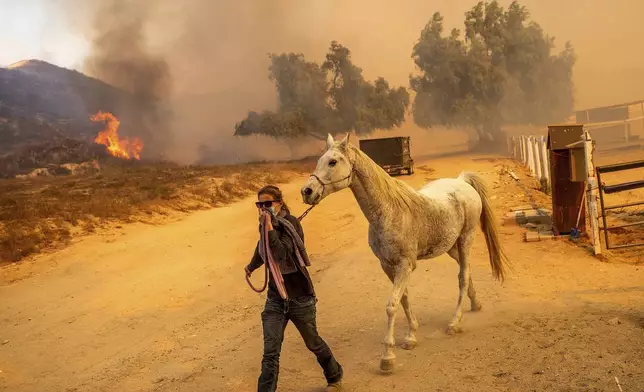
[0,160,314,263]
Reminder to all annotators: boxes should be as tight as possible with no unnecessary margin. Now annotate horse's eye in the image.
[329,159,337,167]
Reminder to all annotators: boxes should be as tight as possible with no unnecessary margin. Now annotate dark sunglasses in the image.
[255,200,278,209]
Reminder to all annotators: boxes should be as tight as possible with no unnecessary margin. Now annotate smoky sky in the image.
[73,0,172,159]
[58,0,644,164]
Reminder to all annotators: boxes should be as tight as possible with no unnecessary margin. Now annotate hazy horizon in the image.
[2,0,643,110]
[2,0,644,163]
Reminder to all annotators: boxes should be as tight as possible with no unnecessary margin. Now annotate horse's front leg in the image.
[381,264,418,351]
[380,261,412,372]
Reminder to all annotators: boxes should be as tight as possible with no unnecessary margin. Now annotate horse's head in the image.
[301,133,354,205]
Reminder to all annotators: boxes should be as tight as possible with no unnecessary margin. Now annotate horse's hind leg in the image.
[446,233,475,334]
[447,245,482,312]
[467,276,482,312]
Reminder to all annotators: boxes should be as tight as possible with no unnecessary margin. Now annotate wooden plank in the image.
[503,209,552,226]
[524,231,560,242]
[510,205,533,212]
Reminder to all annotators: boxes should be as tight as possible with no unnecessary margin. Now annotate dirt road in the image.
[1,154,643,392]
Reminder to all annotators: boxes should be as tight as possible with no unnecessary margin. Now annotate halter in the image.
[298,164,355,221]
[310,169,353,190]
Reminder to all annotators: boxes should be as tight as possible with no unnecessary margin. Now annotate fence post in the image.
[520,136,526,164]
[510,137,517,159]
[540,136,550,186]
[583,130,602,255]
[532,135,542,181]
[528,137,537,175]
[525,136,530,168]
[509,136,513,157]
[525,136,531,168]
[537,136,548,189]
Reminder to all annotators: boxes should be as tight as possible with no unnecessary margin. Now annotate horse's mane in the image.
[349,145,429,213]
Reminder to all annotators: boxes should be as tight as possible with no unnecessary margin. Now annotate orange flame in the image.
[90,111,143,160]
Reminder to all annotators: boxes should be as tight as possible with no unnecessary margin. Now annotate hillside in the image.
[0,60,157,176]
[0,60,136,135]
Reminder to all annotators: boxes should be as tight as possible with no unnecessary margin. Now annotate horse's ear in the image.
[338,132,350,151]
[326,133,335,150]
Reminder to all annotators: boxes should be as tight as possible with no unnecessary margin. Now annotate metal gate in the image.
[596,159,644,249]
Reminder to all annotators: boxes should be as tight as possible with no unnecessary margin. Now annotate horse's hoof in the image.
[445,325,463,335]
[380,357,396,372]
[401,339,417,350]
[471,302,483,312]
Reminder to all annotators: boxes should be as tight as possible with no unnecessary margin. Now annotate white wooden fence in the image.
[507,132,603,255]
[509,135,550,188]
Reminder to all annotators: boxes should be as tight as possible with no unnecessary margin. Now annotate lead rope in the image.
[245,263,268,293]
[297,205,316,221]
[245,205,315,294]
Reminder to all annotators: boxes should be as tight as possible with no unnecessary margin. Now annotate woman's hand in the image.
[259,210,274,230]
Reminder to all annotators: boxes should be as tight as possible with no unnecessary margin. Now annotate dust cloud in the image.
[58,0,644,164]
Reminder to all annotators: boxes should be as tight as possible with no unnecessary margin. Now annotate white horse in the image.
[301,133,509,372]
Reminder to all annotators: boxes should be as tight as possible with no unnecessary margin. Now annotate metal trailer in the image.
[358,136,414,176]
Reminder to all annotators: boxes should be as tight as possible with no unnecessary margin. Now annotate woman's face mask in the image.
[256,197,281,216]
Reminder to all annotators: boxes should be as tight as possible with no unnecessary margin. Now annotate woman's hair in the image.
[257,185,290,214]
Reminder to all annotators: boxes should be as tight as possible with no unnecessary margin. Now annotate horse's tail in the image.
[459,171,509,282]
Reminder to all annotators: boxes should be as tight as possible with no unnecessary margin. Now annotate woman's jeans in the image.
[257,295,343,392]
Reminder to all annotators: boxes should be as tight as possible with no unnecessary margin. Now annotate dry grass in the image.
[0,160,314,263]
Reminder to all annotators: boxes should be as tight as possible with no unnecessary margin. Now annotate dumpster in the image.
[358,136,414,176]
[547,124,586,235]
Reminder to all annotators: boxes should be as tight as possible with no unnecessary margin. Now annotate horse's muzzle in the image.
[301,183,321,205]
[301,186,316,205]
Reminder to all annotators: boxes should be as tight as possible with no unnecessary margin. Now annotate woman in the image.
[245,185,343,392]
